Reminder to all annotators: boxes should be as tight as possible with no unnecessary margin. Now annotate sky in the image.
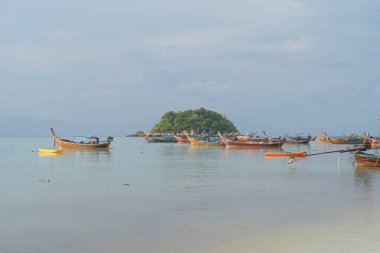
[0,0,380,136]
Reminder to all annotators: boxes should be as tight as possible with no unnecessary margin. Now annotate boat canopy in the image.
[73,136,99,144]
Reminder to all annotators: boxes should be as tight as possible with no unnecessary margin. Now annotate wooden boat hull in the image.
[284,136,311,144]
[223,139,283,149]
[264,151,306,157]
[188,137,220,146]
[225,143,283,149]
[355,153,380,167]
[328,137,363,145]
[54,138,110,149]
[284,140,310,144]
[51,128,111,149]
[145,136,176,143]
[219,131,283,149]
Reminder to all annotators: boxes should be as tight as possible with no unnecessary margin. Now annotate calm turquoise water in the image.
[1,137,380,253]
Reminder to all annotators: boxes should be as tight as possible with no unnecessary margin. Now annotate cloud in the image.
[242,38,313,55]
[0,0,380,135]
[177,80,235,95]
[144,27,246,52]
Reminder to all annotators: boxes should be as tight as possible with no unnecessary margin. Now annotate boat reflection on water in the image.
[354,167,380,210]
[59,148,111,154]
[38,152,62,158]
[38,148,112,165]
[184,142,222,158]
[354,167,380,187]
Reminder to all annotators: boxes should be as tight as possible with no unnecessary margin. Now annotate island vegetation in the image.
[151,108,237,133]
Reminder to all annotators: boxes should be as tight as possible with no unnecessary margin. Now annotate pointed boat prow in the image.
[50,128,56,137]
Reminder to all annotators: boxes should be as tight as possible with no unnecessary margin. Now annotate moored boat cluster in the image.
[145,131,312,148]
[42,128,380,168]
[144,130,380,168]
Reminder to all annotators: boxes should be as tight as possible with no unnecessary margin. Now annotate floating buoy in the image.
[38,149,62,154]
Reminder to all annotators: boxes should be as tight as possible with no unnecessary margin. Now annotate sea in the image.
[1,137,380,253]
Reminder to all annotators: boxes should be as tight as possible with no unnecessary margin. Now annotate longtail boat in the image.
[184,132,220,146]
[328,135,364,145]
[363,133,380,148]
[316,132,330,142]
[144,134,176,143]
[238,131,283,143]
[51,128,112,149]
[284,133,311,144]
[174,134,189,144]
[262,131,284,144]
[284,136,311,144]
[264,151,306,157]
[354,152,380,167]
[218,132,283,149]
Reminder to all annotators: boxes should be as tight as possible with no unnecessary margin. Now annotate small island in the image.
[151,107,237,133]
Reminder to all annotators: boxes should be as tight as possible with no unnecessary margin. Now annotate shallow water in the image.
[1,137,380,253]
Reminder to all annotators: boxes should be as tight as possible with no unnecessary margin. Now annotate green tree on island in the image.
[151,108,237,133]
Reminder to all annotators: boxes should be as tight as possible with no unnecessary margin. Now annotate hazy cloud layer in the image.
[1,0,380,136]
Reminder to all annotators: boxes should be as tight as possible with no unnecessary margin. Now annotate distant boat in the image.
[185,132,220,146]
[144,134,176,143]
[328,135,363,144]
[316,132,330,142]
[236,135,268,142]
[284,132,311,144]
[315,132,363,144]
[354,152,380,167]
[237,131,282,143]
[51,128,112,149]
[363,133,380,148]
[218,132,283,149]
[174,134,189,144]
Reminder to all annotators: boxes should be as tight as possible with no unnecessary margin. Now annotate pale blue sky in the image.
[1,0,379,136]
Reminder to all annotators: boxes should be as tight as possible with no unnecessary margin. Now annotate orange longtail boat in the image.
[218,132,283,149]
[50,128,112,149]
[264,151,306,157]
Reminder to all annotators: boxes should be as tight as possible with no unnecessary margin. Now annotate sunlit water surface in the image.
[1,137,380,253]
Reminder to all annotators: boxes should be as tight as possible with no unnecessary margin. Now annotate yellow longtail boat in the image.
[184,132,220,146]
[316,132,330,142]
